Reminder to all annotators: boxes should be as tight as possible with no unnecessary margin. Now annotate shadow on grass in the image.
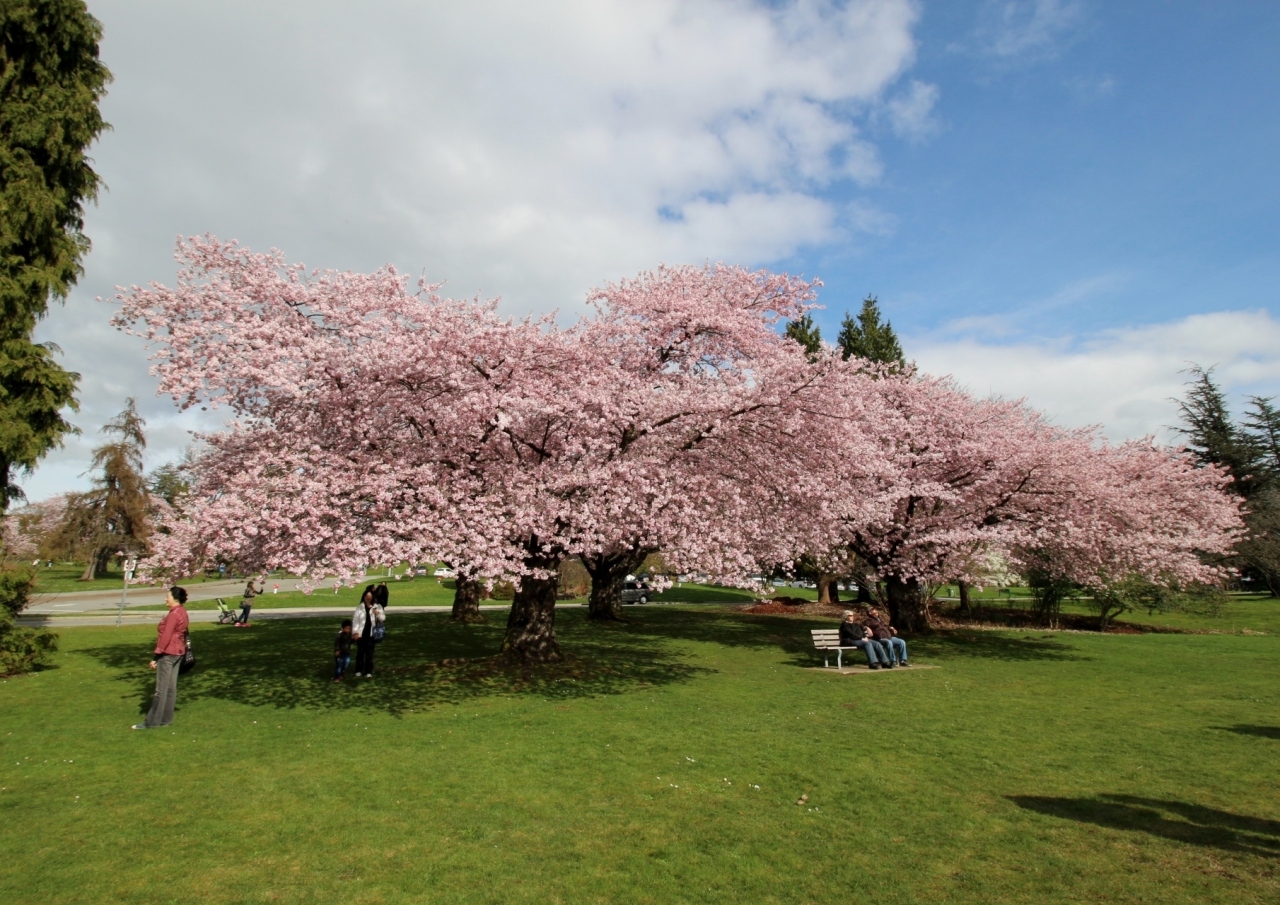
[1009,794,1280,857]
[615,608,1087,667]
[78,611,712,717]
[1214,725,1280,740]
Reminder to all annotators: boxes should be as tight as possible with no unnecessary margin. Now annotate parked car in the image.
[620,580,652,605]
[433,567,456,579]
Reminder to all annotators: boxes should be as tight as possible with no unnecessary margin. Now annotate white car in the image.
[433,567,456,579]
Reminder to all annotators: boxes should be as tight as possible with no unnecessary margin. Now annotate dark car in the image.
[620,580,652,605]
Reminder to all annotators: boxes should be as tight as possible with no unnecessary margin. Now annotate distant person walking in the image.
[351,589,385,678]
[236,579,260,625]
[374,581,389,609]
[133,587,190,729]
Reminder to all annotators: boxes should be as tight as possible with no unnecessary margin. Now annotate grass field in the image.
[1,601,1277,904]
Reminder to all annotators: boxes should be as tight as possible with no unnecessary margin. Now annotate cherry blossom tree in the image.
[115,240,883,661]
[797,368,1243,631]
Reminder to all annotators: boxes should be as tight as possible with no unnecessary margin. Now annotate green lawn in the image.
[18,562,230,594]
[2,603,1277,904]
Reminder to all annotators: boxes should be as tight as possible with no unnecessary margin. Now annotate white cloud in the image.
[912,309,1280,443]
[21,0,924,501]
[973,0,1084,61]
[885,80,940,141]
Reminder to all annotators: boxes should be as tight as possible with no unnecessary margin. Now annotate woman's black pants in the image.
[356,637,376,675]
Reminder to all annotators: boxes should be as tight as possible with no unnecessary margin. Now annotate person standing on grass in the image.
[351,588,385,678]
[839,610,889,669]
[865,606,908,667]
[374,580,389,609]
[133,587,189,729]
[236,578,261,626]
[334,619,354,682]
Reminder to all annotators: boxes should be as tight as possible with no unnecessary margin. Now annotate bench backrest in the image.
[811,629,843,648]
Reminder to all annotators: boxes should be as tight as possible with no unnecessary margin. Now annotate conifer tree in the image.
[836,296,905,369]
[48,400,152,580]
[0,1,111,511]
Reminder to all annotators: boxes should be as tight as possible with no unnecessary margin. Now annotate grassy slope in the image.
[1,605,1277,905]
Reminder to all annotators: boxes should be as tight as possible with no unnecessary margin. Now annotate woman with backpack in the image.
[351,588,385,678]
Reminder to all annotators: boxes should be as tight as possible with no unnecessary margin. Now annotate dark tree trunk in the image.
[502,543,563,663]
[581,548,650,622]
[450,575,486,623]
[957,580,972,615]
[817,575,840,607]
[855,582,873,604]
[884,575,930,633]
[79,547,107,581]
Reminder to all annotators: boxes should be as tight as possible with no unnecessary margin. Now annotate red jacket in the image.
[155,606,190,657]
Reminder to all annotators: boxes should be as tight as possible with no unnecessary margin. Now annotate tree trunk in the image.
[581,548,649,622]
[79,547,105,581]
[855,582,873,604]
[450,575,486,623]
[957,580,972,615]
[502,544,563,663]
[884,575,930,633]
[817,575,840,607]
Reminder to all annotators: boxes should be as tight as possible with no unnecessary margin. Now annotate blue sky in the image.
[21,0,1280,501]
[794,1,1280,344]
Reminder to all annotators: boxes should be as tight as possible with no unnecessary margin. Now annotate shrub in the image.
[0,567,58,676]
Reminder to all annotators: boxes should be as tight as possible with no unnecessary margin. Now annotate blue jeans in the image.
[237,603,252,624]
[334,654,350,679]
[882,636,908,664]
[853,638,889,666]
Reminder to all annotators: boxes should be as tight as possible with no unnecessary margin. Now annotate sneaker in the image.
[130,723,148,730]
[868,664,881,670]
[899,661,910,668]
[354,672,363,677]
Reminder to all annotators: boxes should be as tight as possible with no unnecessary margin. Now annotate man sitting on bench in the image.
[840,611,891,669]
[865,607,909,667]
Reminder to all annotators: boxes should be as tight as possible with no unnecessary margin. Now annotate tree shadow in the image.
[614,609,1087,668]
[1008,794,1280,857]
[1214,725,1280,740]
[78,612,712,717]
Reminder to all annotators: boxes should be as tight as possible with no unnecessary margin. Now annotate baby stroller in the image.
[215,598,239,625]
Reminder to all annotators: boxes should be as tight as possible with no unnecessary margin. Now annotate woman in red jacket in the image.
[133,586,190,729]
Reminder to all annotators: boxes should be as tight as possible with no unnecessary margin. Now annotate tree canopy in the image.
[0,0,109,511]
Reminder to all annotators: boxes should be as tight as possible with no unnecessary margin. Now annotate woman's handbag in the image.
[371,622,386,643]
[179,631,197,674]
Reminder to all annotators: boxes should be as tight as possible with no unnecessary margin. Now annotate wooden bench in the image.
[811,629,862,669]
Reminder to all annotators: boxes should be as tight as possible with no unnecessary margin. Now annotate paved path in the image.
[17,603,585,628]
[22,576,373,615]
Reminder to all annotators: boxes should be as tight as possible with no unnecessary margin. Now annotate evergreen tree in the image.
[783,313,822,361]
[0,1,110,512]
[836,296,905,368]
[1174,366,1261,497]
[148,459,190,511]
[48,399,152,580]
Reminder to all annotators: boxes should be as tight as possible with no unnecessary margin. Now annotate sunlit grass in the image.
[1,603,1277,904]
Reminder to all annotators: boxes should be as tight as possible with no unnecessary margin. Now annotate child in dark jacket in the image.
[334,620,353,682]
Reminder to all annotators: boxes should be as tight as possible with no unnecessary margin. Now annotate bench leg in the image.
[823,651,830,668]
[837,649,843,670]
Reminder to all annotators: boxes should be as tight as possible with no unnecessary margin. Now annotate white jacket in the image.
[351,602,385,639]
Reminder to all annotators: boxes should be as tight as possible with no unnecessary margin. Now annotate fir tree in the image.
[0,1,111,511]
[836,296,905,369]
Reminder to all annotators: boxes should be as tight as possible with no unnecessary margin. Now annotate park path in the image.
[17,602,585,628]
[22,576,372,615]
